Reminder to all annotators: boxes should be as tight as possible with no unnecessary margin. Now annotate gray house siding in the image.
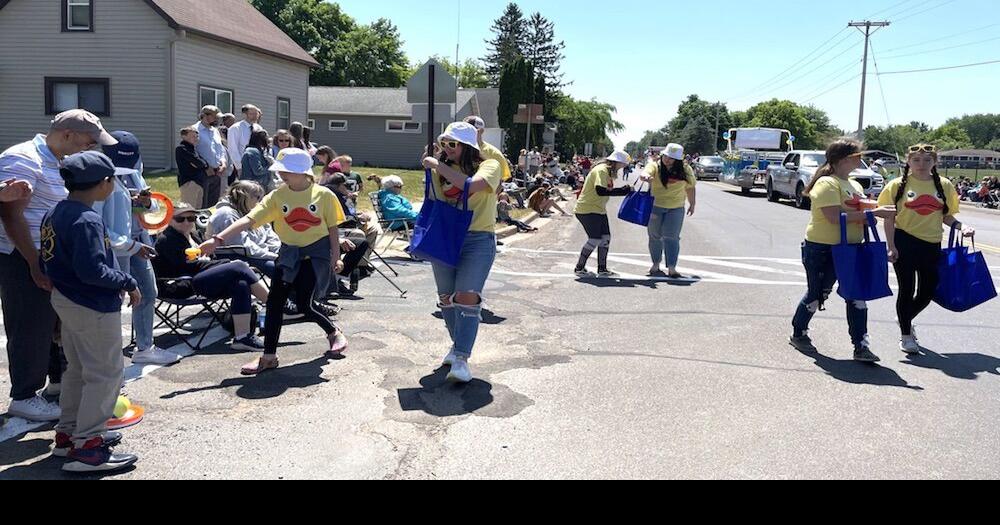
[309,115,445,169]
[173,34,310,153]
[0,0,173,167]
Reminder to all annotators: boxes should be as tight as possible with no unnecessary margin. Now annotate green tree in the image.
[744,99,817,149]
[676,116,717,156]
[667,95,733,152]
[988,138,1000,152]
[861,125,927,155]
[945,114,1000,149]
[332,19,409,87]
[498,57,535,158]
[926,124,974,151]
[551,94,623,157]
[524,13,566,91]
[408,56,490,88]
[484,3,528,86]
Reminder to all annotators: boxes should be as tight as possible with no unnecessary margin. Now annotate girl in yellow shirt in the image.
[572,151,634,277]
[639,143,697,278]
[878,144,975,354]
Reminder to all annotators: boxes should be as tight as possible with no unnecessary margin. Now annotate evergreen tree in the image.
[524,13,567,91]
[483,3,528,86]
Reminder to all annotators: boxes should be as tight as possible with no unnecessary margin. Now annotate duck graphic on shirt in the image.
[440,176,466,200]
[903,190,945,216]
[281,201,323,232]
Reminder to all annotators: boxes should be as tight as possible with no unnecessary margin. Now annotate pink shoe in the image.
[326,331,349,358]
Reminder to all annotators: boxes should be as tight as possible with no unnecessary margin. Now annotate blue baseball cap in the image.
[102,131,141,169]
[60,151,116,185]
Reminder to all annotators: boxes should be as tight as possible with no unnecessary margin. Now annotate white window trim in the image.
[66,0,92,31]
[328,120,348,132]
[199,86,234,114]
[386,120,421,134]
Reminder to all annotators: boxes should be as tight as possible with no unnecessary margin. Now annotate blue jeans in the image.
[792,241,868,346]
[431,232,497,358]
[126,256,159,352]
[648,206,685,268]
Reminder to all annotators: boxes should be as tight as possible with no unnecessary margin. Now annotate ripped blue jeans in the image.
[432,232,497,358]
[792,241,869,347]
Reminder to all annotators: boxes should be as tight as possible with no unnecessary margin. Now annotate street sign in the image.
[407,59,457,104]
[411,104,454,123]
[585,143,593,157]
[514,104,545,124]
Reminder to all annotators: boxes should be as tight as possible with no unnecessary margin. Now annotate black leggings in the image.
[575,213,612,271]
[264,264,338,355]
[894,229,941,336]
[192,261,260,315]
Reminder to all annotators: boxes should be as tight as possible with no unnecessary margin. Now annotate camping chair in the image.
[369,192,414,255]
[153,277,231,352]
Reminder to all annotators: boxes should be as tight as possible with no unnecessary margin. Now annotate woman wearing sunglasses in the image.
[789,140,897,362]
[420,122,504,383]
[271,130,293,159]
[877,144,974,354]
[153,203,270,353]
[573,150,634,278]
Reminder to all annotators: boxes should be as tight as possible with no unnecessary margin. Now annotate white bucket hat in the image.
[269,148,314,176]
[665,143,685,161]
[606,150,632,164]
[440,122,481,151]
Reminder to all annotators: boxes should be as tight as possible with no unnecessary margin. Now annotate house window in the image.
[63,0,93,32]
[45,78,109,116]
[328,120,348,132]
[306,119,316,130]
[277,98,291,130]
[386,120,421,134]
[199,86,233,115]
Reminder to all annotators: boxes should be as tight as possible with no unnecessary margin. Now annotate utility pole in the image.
[714,101,721,154]
[849,20,890,138]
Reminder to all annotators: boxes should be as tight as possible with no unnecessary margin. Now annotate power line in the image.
[878,58,1000,75]
[794,58,864,102]
[731,27,850,100]
[754,32,861,98]
[882,0,941,20]
[892,0,958,24]
[878,34,1000,61]
[864,0,917,18]
[869,43,892,126]
[882,22,1000,53]
[802,74,862,103]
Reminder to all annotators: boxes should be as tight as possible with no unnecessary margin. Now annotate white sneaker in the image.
[7,396,61,422]
[131,346,182,366]
[900,335,921,354]
[442,349,458,367]
[446,356,473,384]
[43,383,61,397]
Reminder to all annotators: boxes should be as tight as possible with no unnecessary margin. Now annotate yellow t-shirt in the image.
[645,162,696,209]
[430,158,503,233]
[877,176,960,244]
[575,164,614,215]
[805,177,866,245]
[247,183,345,247]
[480,142,512,181]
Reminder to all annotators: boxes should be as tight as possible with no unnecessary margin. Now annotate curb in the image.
[496,211,541,239]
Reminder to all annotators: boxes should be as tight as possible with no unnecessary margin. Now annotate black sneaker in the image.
[336,279,354,297]
[314,302,341,317]
[232,334,265,352]
[283,300,304,320]
[597,269,620,278]
[62,437,138,474]
[789,333,817,353]
[853,337,880,363]
[575,268,595,277]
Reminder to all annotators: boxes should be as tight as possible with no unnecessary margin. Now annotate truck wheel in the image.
[795,183,811,210]
[741,187,751,195]
[766,178,780,202]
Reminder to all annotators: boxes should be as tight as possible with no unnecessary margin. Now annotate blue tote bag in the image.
[934,224,997,312]
[833,211,893,301]
[617,183,654,226]
[408,170,473,268]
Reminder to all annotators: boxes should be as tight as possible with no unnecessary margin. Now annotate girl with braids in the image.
[573,150,634,278]
[640,143,697,278]
[877,144,974,354]
[789,139,897,362]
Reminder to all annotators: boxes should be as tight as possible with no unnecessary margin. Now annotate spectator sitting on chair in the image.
[325,173,378,257]
[316,146,338,179]
[378,175,419,231]
[152,203,269,352]
[498,193,537,233]
[207,181,280,278]
[529,182,569,217]
[239,130,275,194]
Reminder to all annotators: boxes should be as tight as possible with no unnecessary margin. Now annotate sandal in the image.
[326,332,349,359]
[241,356,279,376]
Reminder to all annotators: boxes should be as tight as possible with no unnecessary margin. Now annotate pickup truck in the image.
[765,150,885,209]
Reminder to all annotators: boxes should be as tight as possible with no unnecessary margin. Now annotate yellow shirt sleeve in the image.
[247,192,279,226]
[877,179,899,207]
[945,180,961,216]
[322,189,346,228]
[810,178,842,210]
[478,159,503,191]
[685,165,697,189]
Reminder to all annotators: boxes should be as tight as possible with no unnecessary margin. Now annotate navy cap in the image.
[102,131,141,169]
[60,151,116,185]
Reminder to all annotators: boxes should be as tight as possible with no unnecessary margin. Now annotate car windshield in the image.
[702,157,724,166]
[802,154,825,167]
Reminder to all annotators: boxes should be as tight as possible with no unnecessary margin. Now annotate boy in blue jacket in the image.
[40,151,140,474]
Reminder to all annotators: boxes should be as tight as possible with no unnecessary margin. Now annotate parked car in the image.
[693,156,725,180]
[765,150,885,209]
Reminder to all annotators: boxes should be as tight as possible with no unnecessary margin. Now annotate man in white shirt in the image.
[0,109,117,422]
[226,104,264,182]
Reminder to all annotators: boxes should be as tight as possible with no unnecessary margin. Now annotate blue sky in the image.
[338,0,1000,148]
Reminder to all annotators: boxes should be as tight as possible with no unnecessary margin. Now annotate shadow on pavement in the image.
[398,367,494,417]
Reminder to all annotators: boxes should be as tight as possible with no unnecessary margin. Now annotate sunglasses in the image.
[909,145,937,153]
[846,152,864,158]
[276,139,291,144]
[173,216,198,223]
[438,140,460,150]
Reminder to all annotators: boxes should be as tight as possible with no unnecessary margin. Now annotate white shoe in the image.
[131,347,182,366]
[442,349,458,367]
[7,396,61,422]
[446,356,473,384]
[900,335,921,354]
[43,383,61,397]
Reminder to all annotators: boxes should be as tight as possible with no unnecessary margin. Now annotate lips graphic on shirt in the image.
[905,194,944,216]
[440,177,465,200]
[284,207,323,232]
